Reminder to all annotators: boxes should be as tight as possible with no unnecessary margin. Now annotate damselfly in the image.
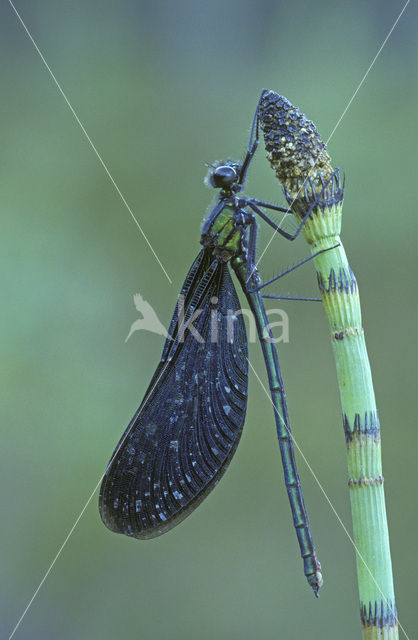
[99,93,333,595]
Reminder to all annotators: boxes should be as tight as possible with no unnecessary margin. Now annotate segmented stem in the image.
[288,174,398,639]
[259,89,399,638]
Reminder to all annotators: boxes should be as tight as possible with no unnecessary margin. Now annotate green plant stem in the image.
[289,181,398,639]
[258,87,399,637]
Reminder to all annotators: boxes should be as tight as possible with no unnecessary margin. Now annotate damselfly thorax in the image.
[200,201,252,263]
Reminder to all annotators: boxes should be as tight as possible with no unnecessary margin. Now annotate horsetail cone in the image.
[259,89,399,639]
[259,89,333,195]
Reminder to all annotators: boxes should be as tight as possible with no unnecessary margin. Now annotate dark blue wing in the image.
[99,249,248,538]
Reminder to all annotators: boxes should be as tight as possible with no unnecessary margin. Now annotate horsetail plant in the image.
[258,89,399,640]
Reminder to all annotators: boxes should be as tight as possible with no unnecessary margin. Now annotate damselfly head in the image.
[205,160,241,191]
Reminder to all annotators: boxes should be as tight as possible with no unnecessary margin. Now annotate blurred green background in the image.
[1,1,416,638]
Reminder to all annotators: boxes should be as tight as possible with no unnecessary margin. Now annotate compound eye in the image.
[212,165,237,188]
